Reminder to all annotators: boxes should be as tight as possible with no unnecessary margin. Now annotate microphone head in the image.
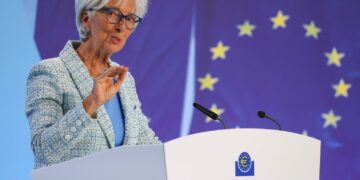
[257,111,266,118]
[193,102,219,120]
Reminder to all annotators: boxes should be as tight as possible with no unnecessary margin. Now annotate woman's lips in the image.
[111,36,121,44]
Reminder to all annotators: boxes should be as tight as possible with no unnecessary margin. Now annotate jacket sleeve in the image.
[127,73,162,145]
[25,63,98,166]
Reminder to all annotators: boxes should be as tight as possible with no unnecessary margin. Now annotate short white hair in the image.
[75,0,148,41]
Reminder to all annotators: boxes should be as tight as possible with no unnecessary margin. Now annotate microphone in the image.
[193,102,227,129]
[257,111,282,130]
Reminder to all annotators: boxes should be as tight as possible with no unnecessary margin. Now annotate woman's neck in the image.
[76,40,110,77]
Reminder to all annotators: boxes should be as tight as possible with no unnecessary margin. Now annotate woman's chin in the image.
[107,43,125,54]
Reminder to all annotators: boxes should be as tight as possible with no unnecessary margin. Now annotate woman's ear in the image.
[81,11,91,31]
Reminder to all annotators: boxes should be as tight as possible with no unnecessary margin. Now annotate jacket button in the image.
[70,127,77,132]
[64,134,71,140]
[76,120,82,126]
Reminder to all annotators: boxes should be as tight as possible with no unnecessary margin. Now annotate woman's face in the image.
[84,0,136,54]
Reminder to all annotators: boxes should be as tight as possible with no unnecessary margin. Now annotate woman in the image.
[25,0,160,169]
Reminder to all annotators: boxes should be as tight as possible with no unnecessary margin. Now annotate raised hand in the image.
[83,66,128,117]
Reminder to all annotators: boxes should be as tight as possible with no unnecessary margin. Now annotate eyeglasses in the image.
[88,7,142,30]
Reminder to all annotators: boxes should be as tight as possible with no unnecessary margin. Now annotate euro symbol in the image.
[240,156,248,167]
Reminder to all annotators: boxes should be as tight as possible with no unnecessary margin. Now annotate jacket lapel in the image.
[60,41,115,148]
[108,61,139,145]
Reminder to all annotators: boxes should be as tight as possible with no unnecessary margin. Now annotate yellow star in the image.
[210,41,230,60]
[322,109,342,128]
[270,10,290,29]
[332,79,352,98]
[237,20,256,37]
[205,103,225,122]
[198,73,219,91]
[303,21,321,39]
[302,130,308,136]
[325,48,345,67]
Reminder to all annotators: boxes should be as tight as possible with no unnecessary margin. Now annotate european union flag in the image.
[191,0,360,179]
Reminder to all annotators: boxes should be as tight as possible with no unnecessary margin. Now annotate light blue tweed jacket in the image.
[26,41,160,169]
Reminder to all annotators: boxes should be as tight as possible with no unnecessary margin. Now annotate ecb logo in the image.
[235,152,255,176]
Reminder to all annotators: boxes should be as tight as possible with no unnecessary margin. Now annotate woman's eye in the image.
[106,9,116,15]
[127,16,136,22]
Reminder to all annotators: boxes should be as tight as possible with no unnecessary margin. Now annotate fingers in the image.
[107,66,128,78]
[113,66,128,89]
[93,65,128,94]
[101,65,128,91]
[97,66,128,79]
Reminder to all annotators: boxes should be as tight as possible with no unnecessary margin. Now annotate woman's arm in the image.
[25,62,98,166]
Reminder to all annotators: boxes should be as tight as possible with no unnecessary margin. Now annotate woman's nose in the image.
[115,20,126,32]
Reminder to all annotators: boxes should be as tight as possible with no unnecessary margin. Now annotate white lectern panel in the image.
[32,145,167,180]
[164,129,320,180]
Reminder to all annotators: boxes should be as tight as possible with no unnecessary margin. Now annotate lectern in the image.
[32,129,321,180]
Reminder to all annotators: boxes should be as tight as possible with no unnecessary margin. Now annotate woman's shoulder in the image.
[27,57,70,84]
[29,57,66,74]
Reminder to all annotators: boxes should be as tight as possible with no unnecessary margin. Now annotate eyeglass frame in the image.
[87,6,142,30]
